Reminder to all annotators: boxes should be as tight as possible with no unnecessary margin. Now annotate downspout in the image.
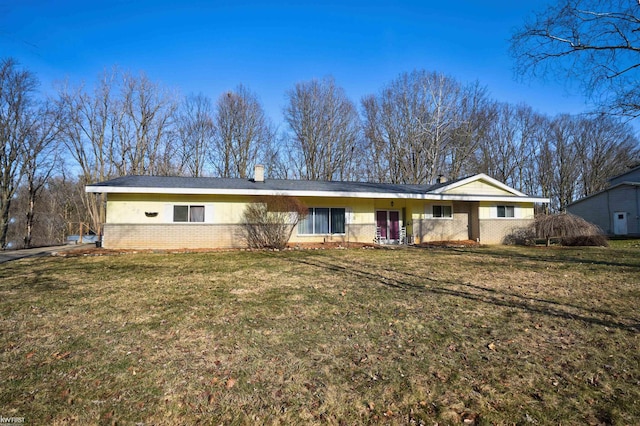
[607,190,612,235]
[636,186,639,235]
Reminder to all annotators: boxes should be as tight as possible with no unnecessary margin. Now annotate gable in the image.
[440,179,517,197]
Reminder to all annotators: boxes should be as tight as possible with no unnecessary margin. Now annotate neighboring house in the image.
[567,164,640,236]
[85,167,549,249]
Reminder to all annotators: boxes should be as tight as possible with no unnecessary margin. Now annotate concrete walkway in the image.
[0,244,93,264]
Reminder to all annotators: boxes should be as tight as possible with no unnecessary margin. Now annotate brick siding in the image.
[103,223,246,249]
[478,219,532,244]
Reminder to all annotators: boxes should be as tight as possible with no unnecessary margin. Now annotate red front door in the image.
[389,211,400,240]
[376,211,388,239]
[376,210,400,241]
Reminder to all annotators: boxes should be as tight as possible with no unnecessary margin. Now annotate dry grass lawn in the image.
[1,243,639,425]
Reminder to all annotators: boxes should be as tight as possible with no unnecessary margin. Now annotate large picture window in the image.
[497,205,515,218]
[432,205,452,218]
[299,208,345,235]
[173,205,205,222]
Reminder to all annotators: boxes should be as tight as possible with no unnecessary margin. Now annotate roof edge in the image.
[567,181,640,207]
[431,173,527,197]
[86,184,549,203]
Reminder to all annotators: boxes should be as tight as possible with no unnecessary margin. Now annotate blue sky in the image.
[1,0,591,127]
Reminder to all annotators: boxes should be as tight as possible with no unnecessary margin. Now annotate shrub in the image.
[242,196,308,249]
[534,213,607,247]
[561,235,609,247]
[505,213,608,247]
[503,227,537,246]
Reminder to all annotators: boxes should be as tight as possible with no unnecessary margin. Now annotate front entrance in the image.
[468,202,480,241]
[613,212,628,235]
[376,210,400,243]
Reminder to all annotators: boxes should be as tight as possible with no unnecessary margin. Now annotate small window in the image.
[174,205,205,222]
[497,205,515,218]
[432,205,452,218]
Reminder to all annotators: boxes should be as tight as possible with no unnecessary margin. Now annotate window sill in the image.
[297,233,347,236]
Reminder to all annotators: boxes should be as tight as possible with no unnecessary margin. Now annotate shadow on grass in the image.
[284,253,640,334]
[461,246,640,269]
[0,261,72,292]
[0,257,166,293]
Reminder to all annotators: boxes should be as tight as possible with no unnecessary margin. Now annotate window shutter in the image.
[164,204,173,223]
[346,208,354,224]
[205,204,214,223]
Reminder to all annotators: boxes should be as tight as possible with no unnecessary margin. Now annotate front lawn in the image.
[1,245,638,424]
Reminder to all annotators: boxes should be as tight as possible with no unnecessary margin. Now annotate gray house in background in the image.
[567,165,640,236]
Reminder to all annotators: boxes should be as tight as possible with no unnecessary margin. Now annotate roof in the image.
[87,174,435,194]
[86,174,549,203]
[608,164,640,183]
[566,181,640,207]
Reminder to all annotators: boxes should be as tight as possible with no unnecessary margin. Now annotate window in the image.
[299,208,346,234]
[432,205,452,218]
[497,205,515,218]
[174,205,205,222]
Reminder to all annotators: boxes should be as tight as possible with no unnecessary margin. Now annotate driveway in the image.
[0,244,93,264]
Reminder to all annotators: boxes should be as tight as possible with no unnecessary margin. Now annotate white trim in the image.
[164,204,173,223]
[494,204,517,219]
[169,203,209,223]
[204,203,214,223]
[426,204,453,219]
[298,207,347,236]
[345,207,355,225]
[431,173,527,197]
[86,185,548,204]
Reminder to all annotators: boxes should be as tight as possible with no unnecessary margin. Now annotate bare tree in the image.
[535,135,554,215]
[212,85,275,179]
[474,103,544,191]
[22,100,61,248]
[446,82,495,180]
[115,71,178,176]
[58,69,178,235]
[362,70,463,184]
[574,114,639,196]
[548,114,581,212]
[175,93,215,177]
[46,172,87,244]
[284,77,362,181]
[0,58,38,248]
[57,70,118,236]
[511,0,640,117]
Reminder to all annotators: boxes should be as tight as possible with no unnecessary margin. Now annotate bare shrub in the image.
[503,227,537,246]
[561,235,609,247]
[242,196,307,249]
[534,213,607,247]
[504,213,608,247]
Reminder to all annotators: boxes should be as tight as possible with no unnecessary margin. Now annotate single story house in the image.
[86,167,549,249]
[567,164,640,236]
